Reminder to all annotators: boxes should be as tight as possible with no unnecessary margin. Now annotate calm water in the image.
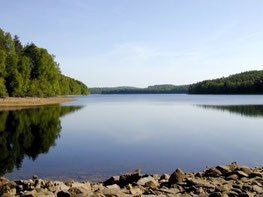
[2,94,263,181]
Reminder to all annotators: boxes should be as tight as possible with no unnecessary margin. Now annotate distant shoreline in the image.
[0,97,76,111]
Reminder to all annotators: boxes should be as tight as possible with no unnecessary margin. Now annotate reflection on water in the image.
[199,105,263,117]
[0,105,82,176]
[3,95,263,181]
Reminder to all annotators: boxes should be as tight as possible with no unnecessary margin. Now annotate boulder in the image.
[137,176,156,186]
[160,174,170,180]
[57,191,71,197]
[204,168,222,177]
[129,187,143,195]
[100,187,126,197]
[103,176,120,186]
[236,166,252,176]
[106,184,120,190]
[169,168,185,184]
[252,185,263,194]
[119,169,141,186]
[249,172,262,178]
[68,182,92,196]
[186,178,215,189]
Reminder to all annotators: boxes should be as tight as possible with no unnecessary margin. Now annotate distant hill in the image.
[189,70,263,94]
[90,85,189,94]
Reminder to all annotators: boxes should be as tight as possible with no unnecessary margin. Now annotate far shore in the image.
[0,97,76,111]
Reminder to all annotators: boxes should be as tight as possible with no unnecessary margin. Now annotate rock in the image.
[225,174,238,180]
[0,177,10,187]
[21,190,36,197]
[103,176,120,186]
[101,187,126,197]
[106,184,120,190]
[235,171,249,178]
[252,185,263,194]
[187,178,215,188]
[137,176,156,186]
[169,168,185,184]
[2,162,263,197]
[160,174,170,180]
[204,168,222,177]
[236,166,252,176]
[158,188,180,194]
[249,172,262,178]
[145,180,159,190]
[129,187,143,195]
[119,169,141,186]
[32,175,38,180]
[91,183,105,192]
[35,188,55,197]
[57,191,71,197]
[68,182,92,196]
[209,192,224,197]
[216,184,232,192]
[153,174,160,180]
[64,180,74,187]
[216,166,232,174]
[48,181,70,193]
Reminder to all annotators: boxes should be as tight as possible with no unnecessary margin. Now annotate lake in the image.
[2,94,263,181]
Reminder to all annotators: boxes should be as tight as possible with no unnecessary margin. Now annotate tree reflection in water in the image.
[199,105,263,118]
[0,105,82,176]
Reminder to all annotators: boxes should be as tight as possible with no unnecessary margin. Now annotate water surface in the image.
[2,94,263,181]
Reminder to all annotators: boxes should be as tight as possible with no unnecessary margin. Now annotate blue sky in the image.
[1,0,263,87]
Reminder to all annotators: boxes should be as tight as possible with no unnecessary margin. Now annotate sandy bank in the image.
[0,97,76,111]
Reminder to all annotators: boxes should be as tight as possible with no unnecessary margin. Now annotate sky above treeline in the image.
[1,0,263,87]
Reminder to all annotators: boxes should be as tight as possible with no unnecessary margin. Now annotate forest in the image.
[0,28,89,97]
[189,71,263,94]
[90,84,189,94]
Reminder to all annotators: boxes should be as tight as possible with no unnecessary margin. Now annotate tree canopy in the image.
[189,71,263,94]
[0,28,89,97]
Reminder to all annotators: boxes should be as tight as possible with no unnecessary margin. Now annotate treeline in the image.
[0,28,89,97]
[90,84,189,94]
[189,71,263,94]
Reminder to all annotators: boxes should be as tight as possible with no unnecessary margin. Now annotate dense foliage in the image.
[189,71,263,94]
[90,84,189,94]
[0,105,82,176]
[0,28,89,97]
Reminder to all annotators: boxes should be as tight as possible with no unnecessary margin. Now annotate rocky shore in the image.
[1,162,263,197]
